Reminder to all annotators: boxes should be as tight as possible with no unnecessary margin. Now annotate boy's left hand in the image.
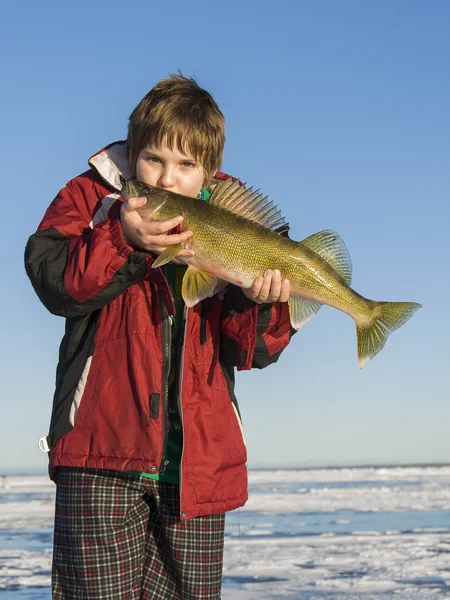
[243,269,290,304]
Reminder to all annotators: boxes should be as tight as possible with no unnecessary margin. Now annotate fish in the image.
[122,177,421,368]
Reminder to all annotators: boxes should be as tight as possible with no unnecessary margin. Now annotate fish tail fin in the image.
[357,301,422,369]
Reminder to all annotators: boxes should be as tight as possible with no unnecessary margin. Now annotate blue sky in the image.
[1,0,448,471]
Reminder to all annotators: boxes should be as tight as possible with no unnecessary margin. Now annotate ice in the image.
[223,466,450,598]
[0,475,51,489]
[0,548,52,591]
[245,466,450,514]
[0,467,449,598]
[0,502,54,532]
[222,532,450,599]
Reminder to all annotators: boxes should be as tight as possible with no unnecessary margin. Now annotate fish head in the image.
[122,178,153,201]
[121,179,171,220]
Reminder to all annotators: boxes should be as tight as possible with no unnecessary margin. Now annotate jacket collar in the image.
[88,141,134,191]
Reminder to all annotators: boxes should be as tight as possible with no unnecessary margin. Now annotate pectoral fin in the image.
[151,244,184,268]
[182,266,218,307]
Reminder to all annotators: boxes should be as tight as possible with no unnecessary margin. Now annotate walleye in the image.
[122,178,421,368]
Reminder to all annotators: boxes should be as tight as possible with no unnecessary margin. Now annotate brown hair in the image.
[127,73,225,185]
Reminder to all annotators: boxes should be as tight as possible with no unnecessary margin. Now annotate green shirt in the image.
[130,262,186,484]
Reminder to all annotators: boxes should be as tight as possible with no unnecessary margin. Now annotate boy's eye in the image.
[148,156,161,163]
[182,162,195,168]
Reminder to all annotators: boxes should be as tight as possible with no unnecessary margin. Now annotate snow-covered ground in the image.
[1,466,449,599]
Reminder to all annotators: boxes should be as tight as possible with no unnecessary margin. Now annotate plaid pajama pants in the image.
[52,468,225,599]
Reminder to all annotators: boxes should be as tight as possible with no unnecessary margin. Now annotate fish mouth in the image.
[121,179,170,219]
[121,178,150,200]
[121,179,136,200]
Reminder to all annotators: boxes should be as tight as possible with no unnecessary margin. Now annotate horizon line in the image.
[1,460,449,477]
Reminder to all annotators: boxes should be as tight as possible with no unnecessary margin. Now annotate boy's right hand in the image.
[120,197,195,260]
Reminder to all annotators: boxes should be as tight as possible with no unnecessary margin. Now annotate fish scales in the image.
[148,193,369,317]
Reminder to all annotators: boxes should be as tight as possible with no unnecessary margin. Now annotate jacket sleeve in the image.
[24,172,149,317]
[220,285,296,371]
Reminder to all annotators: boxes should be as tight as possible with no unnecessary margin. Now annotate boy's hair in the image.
[127,73,225,185]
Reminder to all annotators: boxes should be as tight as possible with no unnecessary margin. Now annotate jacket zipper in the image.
[178,305,188,519]
[159,300,173,475]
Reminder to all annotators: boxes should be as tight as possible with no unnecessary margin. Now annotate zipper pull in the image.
[159,459,169,475]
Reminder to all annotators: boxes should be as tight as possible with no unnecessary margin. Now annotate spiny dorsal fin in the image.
[209,178,289,234]
[300,230,352,285]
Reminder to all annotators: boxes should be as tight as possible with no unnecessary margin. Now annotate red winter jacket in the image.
[25,142,295,520]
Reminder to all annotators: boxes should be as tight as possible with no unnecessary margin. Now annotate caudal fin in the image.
[357,301,422,369]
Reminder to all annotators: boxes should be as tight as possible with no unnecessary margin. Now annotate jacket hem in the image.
[50,453,161,475]
[182,492,249,520]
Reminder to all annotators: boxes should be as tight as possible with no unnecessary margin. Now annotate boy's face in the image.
[135,138,205,198]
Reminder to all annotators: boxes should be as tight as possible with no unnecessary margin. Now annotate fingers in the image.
[120,200,196,254]
[121,196,147,214]
[243,270,290,304]
[267,270,281,302]
[122,200,185,235]
[148,214,185,235]
[244,275,263,302]
[257,270,274,302]
[278,278,290,303]
[147,229,193,246]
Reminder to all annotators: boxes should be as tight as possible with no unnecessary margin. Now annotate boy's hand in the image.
[120,197,195,260]
[243,269,290,304]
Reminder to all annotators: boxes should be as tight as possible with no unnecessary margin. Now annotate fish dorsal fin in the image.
[300,229,352,285]
[209,178,289,234]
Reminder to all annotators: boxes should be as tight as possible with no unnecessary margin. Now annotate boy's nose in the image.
[158,168,176,189]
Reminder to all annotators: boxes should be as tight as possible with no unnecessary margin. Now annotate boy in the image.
[25,74,294,599]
